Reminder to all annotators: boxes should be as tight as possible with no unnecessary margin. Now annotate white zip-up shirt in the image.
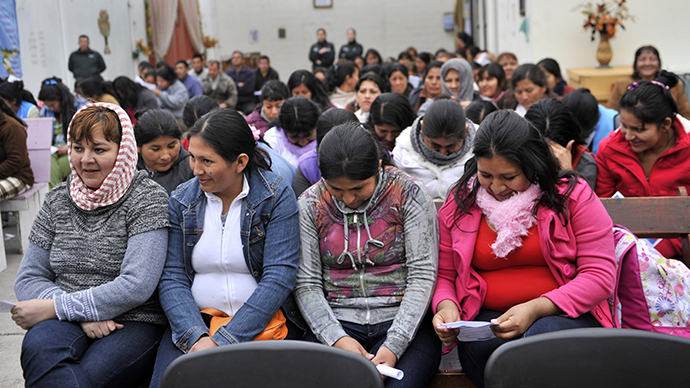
[191,176,257,316]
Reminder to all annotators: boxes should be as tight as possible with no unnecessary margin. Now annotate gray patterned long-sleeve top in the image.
[294,166,438,359]
[14,171,170,324]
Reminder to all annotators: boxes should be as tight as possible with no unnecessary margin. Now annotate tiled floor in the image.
[0,220,25,388]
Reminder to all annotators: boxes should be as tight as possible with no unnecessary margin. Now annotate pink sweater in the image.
[432,179,616,328]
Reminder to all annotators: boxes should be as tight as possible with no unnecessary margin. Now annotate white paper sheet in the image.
[0,300,17,313]
[438,321,498,342]
[376,364,404,380]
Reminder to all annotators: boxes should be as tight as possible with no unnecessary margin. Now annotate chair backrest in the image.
[484,328,690,388]
[599,193,690,265]
[23,118,54,183]
[160,340,384,388]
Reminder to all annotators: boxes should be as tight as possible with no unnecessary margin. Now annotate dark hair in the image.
[183,95,219,129]
[537,58,564,82]
[260,80,290,102]
[478,63,506,90]
[525,98,583,148]
[112,76,146,110]
[278,96,320,137]
[452,110,577,223]
[316,108,359,149]
[355,72,386,94]
[422,61,444,84]
[324,61,358,93]
[138,61,154,72]
[511,63,547,90]
[259,55,270,62]
[37,77,77,129]
[368,93,416,130]
[0,96,26,127]
[144,69,156,80]
[467,46,482,59]
[360,63,384,79]
[0,79,38,106]
[287,70,330,111]
[457,32,474,46]
[313,66,328,78]
[175,60,189,68]
[619,70,678,125]
[422,99,468,142]
[207,60,220,68]
[133,109,182,146]
[364,49,382,64]
[189,108,270,170]
[386,62,409,79]
[417,52,432,65]
[192,53,204,61]
[156,63,178,84]
[632,45,661,80]
[77,77,117,100]
[398,51,413,61]
[316,28,326,35]
[469,61,481,70]
[318,122,390,181]
[78,34,89,40]
[561,88,600,141]
[465,100,498,125]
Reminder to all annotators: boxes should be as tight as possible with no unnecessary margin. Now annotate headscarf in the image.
[440,58,475,102]
[68,103,138,211]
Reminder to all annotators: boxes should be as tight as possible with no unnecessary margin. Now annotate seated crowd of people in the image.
[4,27,690,388]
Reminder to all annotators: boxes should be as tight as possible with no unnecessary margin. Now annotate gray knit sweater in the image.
[14,171,170,325]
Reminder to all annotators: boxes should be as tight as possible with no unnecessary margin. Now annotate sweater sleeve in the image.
[541,182,616,318]
[291,166,312,198]
[15,243,64,301]
[294,191,350,347]
[432,201,462,311]
[54,228,168,322]
[594,139,618,197]
[0,119,29,179]
[159,82,189,111]
[381,181,438,359]
[224,76,238,108]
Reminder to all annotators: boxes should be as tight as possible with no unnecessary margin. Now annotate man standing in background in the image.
[68,35,106,80]
[254,55,279,93]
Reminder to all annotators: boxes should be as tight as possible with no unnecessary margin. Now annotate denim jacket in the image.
[158,167,305,352]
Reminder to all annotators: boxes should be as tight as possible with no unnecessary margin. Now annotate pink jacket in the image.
[432,179,616,328]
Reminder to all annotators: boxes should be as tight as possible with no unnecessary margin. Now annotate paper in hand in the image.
[0,300,17,313]
[438,320,498,342]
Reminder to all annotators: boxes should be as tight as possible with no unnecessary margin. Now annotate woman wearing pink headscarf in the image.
[12,103,170,387]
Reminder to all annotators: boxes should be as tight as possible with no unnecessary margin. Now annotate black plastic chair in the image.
[484,328,690,388]
[160,340,384,388]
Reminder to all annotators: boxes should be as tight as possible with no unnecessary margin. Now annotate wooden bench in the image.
[599,188,690,267]
[0,118,53,267]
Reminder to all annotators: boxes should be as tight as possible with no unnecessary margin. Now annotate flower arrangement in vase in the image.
[577,0,633,67]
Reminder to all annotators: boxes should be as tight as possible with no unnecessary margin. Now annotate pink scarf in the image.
[474,178,542,258]
[68,103,138,211]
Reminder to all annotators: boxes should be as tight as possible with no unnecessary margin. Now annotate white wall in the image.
[209,0,457,78]
[489,0,690,81]
[16,0,147,95]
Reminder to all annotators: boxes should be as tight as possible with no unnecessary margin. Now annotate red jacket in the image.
[595,117,690,257]
[432,179,616,328]
[595,117,690,198]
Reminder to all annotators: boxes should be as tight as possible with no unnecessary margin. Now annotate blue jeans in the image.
[21,319,164,388]
[149,316,305,388]
[457,309,601,388]
[304,311,441,388]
